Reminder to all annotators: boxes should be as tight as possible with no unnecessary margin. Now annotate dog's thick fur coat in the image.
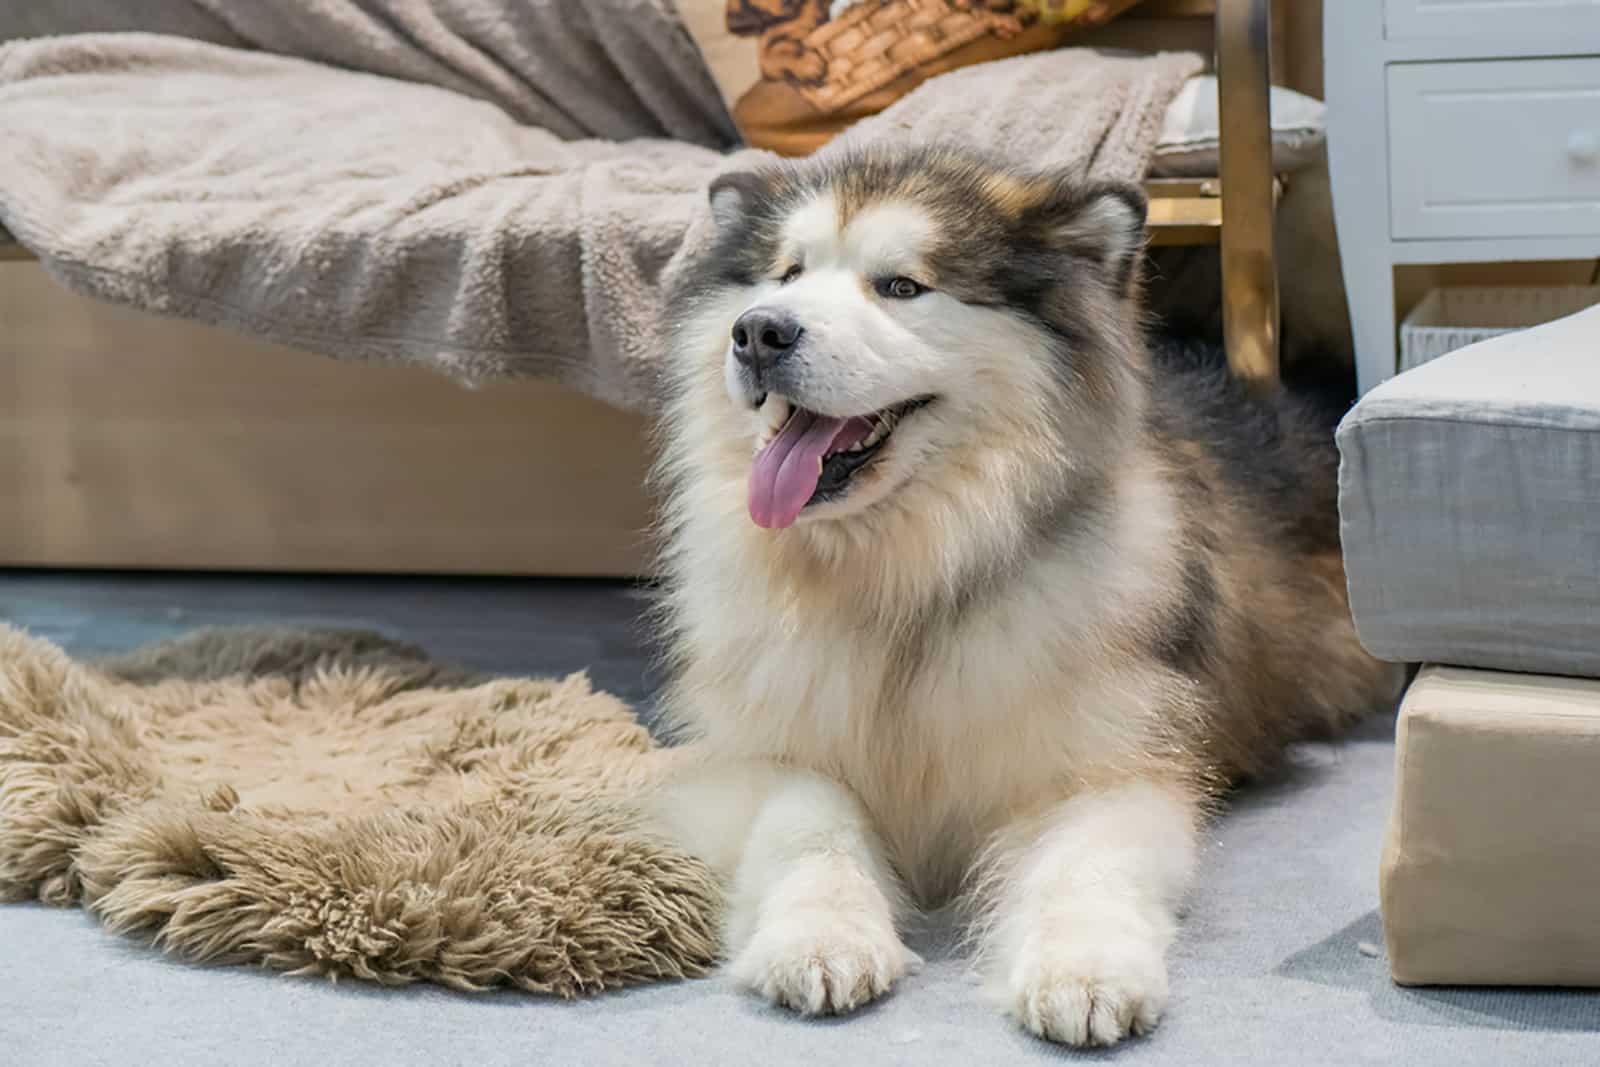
[651,146,1399,1046]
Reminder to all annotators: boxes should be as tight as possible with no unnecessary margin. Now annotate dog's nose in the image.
[731,308,802,376]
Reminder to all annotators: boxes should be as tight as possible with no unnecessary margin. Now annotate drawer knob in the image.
[1571,130,1600,165]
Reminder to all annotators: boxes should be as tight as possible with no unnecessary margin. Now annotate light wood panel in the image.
[0,264,657,576]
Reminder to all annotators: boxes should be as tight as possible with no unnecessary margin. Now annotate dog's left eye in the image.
[878,277,926,300]
[779,264,804,284]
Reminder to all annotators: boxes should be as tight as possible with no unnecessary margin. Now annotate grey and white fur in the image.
[647,145,1401,1047]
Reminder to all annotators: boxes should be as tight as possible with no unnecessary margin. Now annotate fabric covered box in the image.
[1381,666,1600,986]
[1336,302,1600,678]
[1398,285,1600,373]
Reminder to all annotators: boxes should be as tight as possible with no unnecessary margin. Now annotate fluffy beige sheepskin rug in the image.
[0,625,720,996]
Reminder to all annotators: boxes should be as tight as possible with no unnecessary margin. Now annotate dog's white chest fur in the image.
[675,525,1171,902]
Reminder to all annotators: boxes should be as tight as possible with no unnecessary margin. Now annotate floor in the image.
[3,571,1597,1066]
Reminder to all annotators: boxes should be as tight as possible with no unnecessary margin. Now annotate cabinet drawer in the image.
[1388,58,1600,240]
[1386,0,1600,40]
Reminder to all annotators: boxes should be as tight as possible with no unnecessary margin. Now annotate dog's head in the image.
[666,146,1149,536]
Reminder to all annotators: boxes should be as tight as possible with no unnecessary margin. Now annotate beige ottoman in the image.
[1339,303,1600,987]
[1381,667,1600,986]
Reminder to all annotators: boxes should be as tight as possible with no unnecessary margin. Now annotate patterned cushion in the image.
[679,0,1143,156]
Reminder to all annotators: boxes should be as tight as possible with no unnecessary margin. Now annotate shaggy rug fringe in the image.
[0,625,720,996]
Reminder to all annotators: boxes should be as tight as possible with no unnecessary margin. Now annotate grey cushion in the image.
[1336,303,1600,677]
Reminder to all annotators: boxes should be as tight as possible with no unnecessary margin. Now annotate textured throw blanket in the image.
[0,4,1200,411]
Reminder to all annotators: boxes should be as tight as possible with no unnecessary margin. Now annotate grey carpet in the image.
[2,572,1597,1066]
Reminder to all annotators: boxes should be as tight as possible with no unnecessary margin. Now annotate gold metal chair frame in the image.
[1143,0,1281,386]
[2,0,1280,384]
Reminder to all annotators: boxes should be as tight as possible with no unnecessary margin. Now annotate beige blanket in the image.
[0,1,739,145]
[0,9,1199,411]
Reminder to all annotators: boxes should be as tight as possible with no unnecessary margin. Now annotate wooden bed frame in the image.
[1,0,1282,383]
[0,0,1286,576]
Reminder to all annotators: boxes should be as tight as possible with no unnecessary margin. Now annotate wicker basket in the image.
[798,1,1131,113]
[1399,286,1600,372]
[801,0,1012,113]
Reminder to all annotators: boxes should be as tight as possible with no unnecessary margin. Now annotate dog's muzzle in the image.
[730,307,803,400]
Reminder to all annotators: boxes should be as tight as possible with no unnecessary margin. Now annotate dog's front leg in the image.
[653,760,920,1015]
[977,780,1200,1047]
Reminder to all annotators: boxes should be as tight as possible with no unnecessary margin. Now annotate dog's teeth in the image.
[760,393,792,433]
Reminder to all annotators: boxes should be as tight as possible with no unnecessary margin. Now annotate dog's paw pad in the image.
[730,914,921,1016]
[1005,929,1168,1047]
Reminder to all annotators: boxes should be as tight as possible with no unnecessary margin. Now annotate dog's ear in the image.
[1032,182,1148,294]
[708,170,768,232]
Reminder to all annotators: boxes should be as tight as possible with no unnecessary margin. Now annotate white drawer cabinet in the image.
[1384,0,1600,40]
[1327,0,1600,392]
[1388,58,1600,240]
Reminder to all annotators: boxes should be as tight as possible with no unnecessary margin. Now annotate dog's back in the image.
[1140,334,1399,781]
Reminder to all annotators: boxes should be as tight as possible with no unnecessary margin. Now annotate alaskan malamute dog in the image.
[649,146,1399,1047]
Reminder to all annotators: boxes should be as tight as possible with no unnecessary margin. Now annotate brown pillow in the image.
[681,1,1145,156]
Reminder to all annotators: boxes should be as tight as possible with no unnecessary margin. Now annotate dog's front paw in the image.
[1004,920,1170,1047]
[730,911,921,1016]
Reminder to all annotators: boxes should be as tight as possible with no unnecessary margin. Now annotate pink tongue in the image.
[748,411,872,529]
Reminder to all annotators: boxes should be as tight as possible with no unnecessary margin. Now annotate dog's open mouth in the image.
[747,393,933,529]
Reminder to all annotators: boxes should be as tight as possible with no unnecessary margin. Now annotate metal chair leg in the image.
[1216,0,1281,387]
